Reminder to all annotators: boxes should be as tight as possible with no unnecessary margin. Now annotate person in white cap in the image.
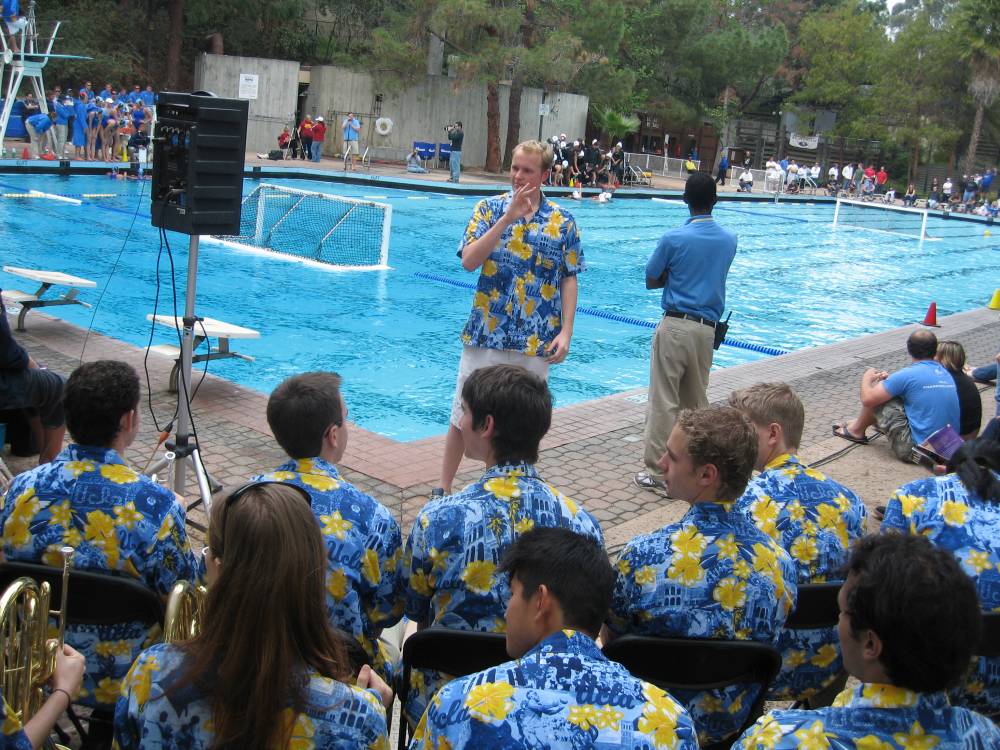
[311,116,326,162]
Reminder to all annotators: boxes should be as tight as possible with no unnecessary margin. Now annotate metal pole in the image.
[173,234,200,495]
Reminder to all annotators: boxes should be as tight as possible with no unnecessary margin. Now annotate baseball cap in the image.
[316,116,324,122]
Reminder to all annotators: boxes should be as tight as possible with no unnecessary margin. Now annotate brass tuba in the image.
[163,581,207,643]
[0,546,75,723]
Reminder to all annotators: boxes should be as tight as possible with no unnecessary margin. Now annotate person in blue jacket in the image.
[24,110,54,158]
[53,97,73,158]
[71,91,88,159]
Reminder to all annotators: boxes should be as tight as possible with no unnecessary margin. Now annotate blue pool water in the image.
[1,173,997,440]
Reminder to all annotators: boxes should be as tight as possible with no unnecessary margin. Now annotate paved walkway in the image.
[5,303,997,551]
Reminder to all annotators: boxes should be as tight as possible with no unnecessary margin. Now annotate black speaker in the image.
[150,91,249,236]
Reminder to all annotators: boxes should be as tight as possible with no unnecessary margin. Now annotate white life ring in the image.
[375,117,393,136]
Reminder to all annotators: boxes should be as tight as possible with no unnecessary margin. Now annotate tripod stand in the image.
[146,235,221,515]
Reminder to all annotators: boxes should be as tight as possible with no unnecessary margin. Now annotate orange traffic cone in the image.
[21,146,29,159]
[921,302,939,327]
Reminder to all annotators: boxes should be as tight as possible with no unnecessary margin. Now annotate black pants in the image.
[300,137,312,160]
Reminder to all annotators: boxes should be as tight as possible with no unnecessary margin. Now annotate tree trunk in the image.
[502,75,523,170]
[485,82,502,173]
[963,101,984,177]
[165,0,184,89]
[909,140,919,184]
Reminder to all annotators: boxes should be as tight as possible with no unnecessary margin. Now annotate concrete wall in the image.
[193,54,300,153]
[305,66,589,168]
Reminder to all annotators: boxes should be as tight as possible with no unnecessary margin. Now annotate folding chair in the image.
[413,141,436,170]
[396,628,509,749]
[437,142,451,169]
[603,635,781,750]
[782,581,848,708]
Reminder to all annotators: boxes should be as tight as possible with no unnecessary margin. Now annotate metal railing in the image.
[624,152,701,178]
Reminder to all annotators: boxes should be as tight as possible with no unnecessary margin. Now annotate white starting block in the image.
[147,314,260,392]
[2,266,97,331]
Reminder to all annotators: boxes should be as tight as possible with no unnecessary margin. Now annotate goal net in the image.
[833,198,929,240]
[212,183,392,269]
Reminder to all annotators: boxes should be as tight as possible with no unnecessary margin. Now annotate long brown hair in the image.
[178,482,350,750]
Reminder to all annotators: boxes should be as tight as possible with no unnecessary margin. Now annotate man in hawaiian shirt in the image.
[411,527,698,750]
[607,405,797,746]
[734,534,1000,750]
[436,139,584,496]
[256,372,404,683]
[730,383,867,703]
[403,364,603,726]
[0,360,201,718]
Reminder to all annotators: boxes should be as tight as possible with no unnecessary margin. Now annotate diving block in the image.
[2,266,96,331]
[146,314,260,392]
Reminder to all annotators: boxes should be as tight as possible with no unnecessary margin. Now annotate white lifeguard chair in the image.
[0,0,90,144]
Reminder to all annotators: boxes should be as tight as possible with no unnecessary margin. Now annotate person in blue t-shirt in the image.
[24,111,55,158]
[834,330,960,461]
[140,85,156,107]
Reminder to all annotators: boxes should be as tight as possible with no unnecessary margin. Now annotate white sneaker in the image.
[633,471,668,492]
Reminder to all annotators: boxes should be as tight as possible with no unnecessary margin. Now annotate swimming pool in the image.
[1,173,997,440]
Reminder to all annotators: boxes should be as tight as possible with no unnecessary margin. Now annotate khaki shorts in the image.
[449,345,549,428]
[343,140,360,156]
[874,398,913,461]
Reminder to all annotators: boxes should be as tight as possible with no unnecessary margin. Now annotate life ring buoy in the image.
[375,117,393,136]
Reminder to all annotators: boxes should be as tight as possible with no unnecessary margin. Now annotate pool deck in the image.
[5,301,998,550]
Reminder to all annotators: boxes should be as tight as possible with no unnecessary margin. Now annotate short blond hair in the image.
[513,140,555,171]
[728,382,805,451]
[935,340,966,371]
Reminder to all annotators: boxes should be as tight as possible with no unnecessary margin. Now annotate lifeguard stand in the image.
[0,0,90,142]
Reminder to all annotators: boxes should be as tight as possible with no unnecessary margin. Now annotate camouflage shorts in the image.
[874,398,914,461]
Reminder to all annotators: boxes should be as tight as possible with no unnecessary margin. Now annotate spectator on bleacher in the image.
[880,438,1000,718]
[405,364,602,726]
[607,406,797,746]
[934,340,981,439]
[0,289,65,463]
[298,114,313,162]
[406,147,428,174]
[256,372,404,683]
[833,330,959,461]
[0,360,201,717]
[310,115,326,162]
[114,482,391,750]
[410,528,699,750]
[733,533,1000,749]
[730,383,867,703]
[902,183,917,207]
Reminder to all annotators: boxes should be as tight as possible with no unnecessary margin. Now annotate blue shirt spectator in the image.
[54,101,74,125]
[139,88,156,107]
[25,112,53,133]
[342,116,360,141]
[883,359,960,444]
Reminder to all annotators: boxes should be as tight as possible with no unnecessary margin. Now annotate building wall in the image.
[305,65,589,168]
[193,54,300,153]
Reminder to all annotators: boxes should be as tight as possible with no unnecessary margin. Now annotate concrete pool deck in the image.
[4,302,997,550]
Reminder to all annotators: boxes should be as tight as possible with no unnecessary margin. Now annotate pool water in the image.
[1,174,996,440]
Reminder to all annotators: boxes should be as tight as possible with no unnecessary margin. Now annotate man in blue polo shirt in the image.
[834,329,959,461]
[25,110,55,159]
[636,172,737,491]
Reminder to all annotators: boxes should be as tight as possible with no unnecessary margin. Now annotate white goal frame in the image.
[833,197,929,240]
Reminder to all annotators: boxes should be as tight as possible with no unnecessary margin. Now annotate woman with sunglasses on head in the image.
[113,482,391,750]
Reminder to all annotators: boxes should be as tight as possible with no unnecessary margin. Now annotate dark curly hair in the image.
[64,360,139,447]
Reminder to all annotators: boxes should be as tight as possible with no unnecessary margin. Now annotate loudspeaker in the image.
[151,91,249,236]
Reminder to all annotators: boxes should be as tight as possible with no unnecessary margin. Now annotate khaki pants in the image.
[24,122,51,159]
[643,316,715,472]
[53,123,68,157]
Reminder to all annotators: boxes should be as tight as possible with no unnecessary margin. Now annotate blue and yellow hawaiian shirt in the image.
[402,462,603,725]
[733,682,1000,749]
[113,643,388,750]
[255,457,404,682]
[608,501,797,746]
[459,193,584,355]
[0,696,30,750]
[411,629,698,750]
[0,444,202,709]
[737,453,867,701]
[881,471,1000,716]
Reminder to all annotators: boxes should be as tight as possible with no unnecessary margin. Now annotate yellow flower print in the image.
[670,525,707,558]
[409,570,433,597]
[486,315,500,333]
[523,299,537,317]
[156,513,174,541]
[637,683,681,748]
[127,653,159,708]
[461,560,495,595]
[834,493,853,512]
[428,547,449,572]
[48,499,72,527]
[728,692,745,714]
[508,239,532,260]
[895,493,925,518]
[361,548,381,585]
[815,504,842,534]
[713,577,747,610]
[327,569,348,600]
[300,473,339,492]
[42,545,68,567]
[803,466,826,481]
[699,693,725,712]
[790,535,819,565]
[85,510,115,541]
[287,710,315,750]
[63,527,83,548]
[483,477,520,500]
[94,677,122,705]
[667,555,704,586]
[561,493,579,517]
[114,502,144,530]
[752,542,780,581]
[566,250,579,268]
[4,516,32,549]
[271,471,297,481]
[786,500,805,522]
[473,291,491,315]
[832,686,854,708]
[539,282,556,301]
[524,334,542,356]
[862,683,917,708]
[513,517,535,533]
[566,704,600,731]
[1,707,22,735]
[617,557,631,576]
[856,736,896,750]
[751,496,779,537]
[100,463,138,484]
[786,650,807,667]
[464,681,515,723]
[940,500,968,526]
[634,565,657,586]
[811,644,839,668]
[892,721,940,750]
[966,549,992,575]
[64,460,96,478]
[321,511,353,540]
[733,559,751,579]
[792,719,836,750]
[514,277,527,308]
[368,736,391,750]
[743,717,783,750]
[482,260,498,276]
[596,705,623,730]
[716,534,739,561]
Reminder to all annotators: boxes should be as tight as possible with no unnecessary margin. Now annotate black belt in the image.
[664,310,717,328]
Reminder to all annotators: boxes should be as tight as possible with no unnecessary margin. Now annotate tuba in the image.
[163,581,207,643]
[0,546,74,724]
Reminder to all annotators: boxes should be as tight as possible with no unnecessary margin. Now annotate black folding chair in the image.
[603,635,781,750]
[783,581,849,708]
[976,612,1000,659]
[397,628,509,749]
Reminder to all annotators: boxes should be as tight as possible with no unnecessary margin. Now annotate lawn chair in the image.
[413,141,436,170]
[438,142,451,169]
[782,581,848,709]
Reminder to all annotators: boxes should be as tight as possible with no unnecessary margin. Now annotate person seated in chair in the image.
[410,528,699,750]
[606,405,797,746]
[402,364,603,727]
[0,360,202,718]
[902,184,918,207]
[880,438,1000,717]
[256,372,404,684]
[733,533,1000,749]
[730,383,867,704]
[833,330,959,462]
[1,289,66,463]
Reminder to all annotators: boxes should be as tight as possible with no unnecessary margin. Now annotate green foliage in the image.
[590,107,640,141]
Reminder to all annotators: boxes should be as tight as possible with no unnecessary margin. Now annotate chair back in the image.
[784,582,841,629]
[413,141,436,161]
[438,142,452,158]
[0,561,164,628]
[976,612,1000,658]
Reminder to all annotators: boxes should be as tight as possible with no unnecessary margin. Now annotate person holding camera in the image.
[342,112,360,170]
[446,121,463,182]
